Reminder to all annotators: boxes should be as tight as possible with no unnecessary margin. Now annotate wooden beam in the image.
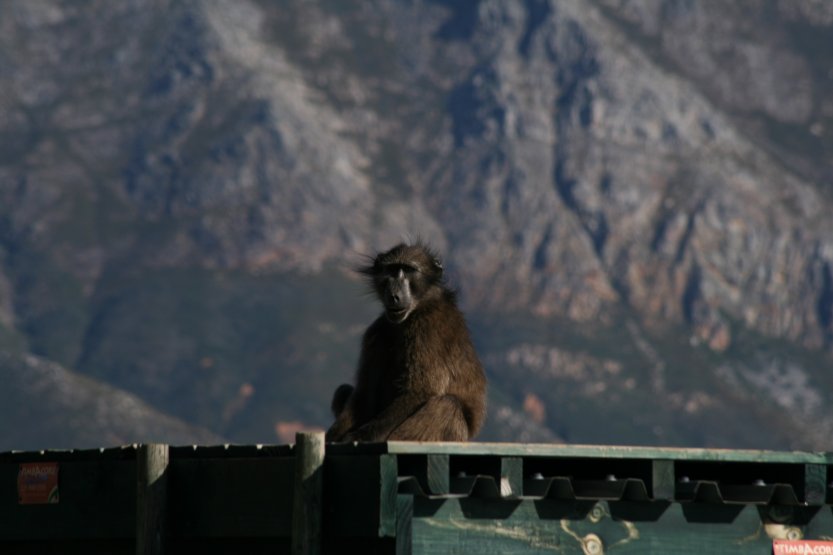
[395,494,414,555]
[292,432,325,555]
[652,460,675,501]
[804,464,827,505]
[136,443,169,555]
[426,455,450,495]
[379,454,399,538]
[500,457,523,498]
[382,442,828,463]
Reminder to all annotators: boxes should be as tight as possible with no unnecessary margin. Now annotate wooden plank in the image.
[0,539,134,554]
[167,457,295,538]
[395,454,450,496]
[170,444,294,459]
[408,498,833,554]
[395,495,413,555]
[3,442,830,464]
[384,442,828,463]
[379,455,399,537]
[805,506,833,541]
[0,459,135,540]
[805,464,827,506]
[500,457,522,499]
[324,455,387,537]
[651,460,675,501]
[324,442,390,457]
[136,444,169,555]
[0,446,138,463]
[427,455,450,496]
[292,432,325,555]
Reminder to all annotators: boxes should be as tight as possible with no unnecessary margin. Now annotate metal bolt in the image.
[786,527,802,541]
[589,505,605,522]
[582,534,604,555]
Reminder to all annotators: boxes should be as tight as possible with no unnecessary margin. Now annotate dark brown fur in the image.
[326,243,487,442]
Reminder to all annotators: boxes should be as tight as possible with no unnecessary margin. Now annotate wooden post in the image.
[652,459,675,501]
[292,432,325,555]
[136,443,169,555]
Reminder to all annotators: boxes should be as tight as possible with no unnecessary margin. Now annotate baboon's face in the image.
[364,244,444,324]
[379,262,417,323]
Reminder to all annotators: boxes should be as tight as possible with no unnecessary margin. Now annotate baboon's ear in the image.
[432,256,443,273]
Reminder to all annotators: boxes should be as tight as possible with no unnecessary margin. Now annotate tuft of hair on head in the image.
[354,252,380,299]
[355,242,445,284]
[355,251,377,277]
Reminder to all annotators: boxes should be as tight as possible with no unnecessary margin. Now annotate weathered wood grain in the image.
[136,444,169,555]
[292,432,324,555]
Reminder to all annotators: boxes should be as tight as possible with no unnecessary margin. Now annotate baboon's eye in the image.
[387,264,417,276]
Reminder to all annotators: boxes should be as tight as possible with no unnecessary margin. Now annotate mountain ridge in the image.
[1,0,831,451]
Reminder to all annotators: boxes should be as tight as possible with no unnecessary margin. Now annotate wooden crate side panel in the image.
[324,454,398,538]
[407,498,833,555]
[0,459,135,540]
[167,457,295,538]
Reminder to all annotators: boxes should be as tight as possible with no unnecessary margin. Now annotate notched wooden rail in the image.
[2,439,832,554]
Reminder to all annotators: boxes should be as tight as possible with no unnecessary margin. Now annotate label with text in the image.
[17,462,59,504]
[774,540,833,554]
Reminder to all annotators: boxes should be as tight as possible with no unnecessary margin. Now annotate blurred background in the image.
[2,0,833,452]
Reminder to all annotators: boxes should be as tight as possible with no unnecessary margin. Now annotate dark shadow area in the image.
[608,500,672,523]
[681,503,745,524]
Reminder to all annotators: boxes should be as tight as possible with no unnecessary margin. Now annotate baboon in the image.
[326,243,487,442]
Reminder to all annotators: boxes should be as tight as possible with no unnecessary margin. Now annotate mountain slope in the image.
[0,351,222,451]
[1,0,832,450]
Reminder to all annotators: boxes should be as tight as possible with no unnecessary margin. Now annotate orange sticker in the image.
[773,540,833,554]
[17,462,59,505]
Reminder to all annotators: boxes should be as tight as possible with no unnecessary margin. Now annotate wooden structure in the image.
[2,434,833,553]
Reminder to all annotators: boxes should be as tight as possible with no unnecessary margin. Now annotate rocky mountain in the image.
[1,0,832,451]
[0,351,222,450]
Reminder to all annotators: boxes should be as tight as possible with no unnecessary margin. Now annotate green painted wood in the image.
[651,460,675,501]
[4,440,833,553]
[395,494,414,555]
[379,454,400,538]
[427,455,450,495]
[448,455,504,498]
[806,464,828,506]
[501,458,523,499]
[136,444,169,555]
[805,507,833,541]
[382,442,828,464]
[409,498,833,554]
[674,460,809,505]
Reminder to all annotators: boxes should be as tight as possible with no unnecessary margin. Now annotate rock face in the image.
[1,0,832,450]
